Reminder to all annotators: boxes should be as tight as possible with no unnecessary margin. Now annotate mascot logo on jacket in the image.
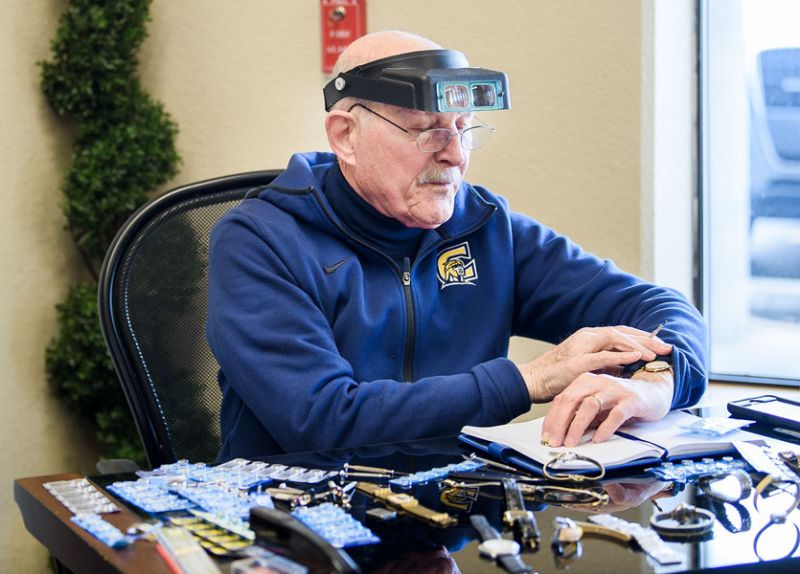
[437,242,478,288]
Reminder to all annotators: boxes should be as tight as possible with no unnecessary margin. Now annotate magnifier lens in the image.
[443,84,471,109]
[472,83,497,107]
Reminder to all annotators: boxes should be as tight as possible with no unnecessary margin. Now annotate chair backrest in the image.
[98,170,281,468]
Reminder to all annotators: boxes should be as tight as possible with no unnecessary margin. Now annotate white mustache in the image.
[417,167,461,186]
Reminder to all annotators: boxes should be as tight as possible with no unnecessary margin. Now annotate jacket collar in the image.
[263,152,498,240]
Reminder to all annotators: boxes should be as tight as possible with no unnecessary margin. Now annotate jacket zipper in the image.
[306,184,496,383]
[401,257,415,381]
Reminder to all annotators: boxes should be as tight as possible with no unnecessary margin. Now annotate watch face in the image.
[478,538,521,558]
[644,360,671,372]
[387,493,415,505]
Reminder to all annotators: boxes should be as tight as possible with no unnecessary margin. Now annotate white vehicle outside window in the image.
[702,0,800,384]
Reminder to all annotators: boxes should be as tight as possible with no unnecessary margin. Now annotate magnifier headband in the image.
[323,49,511,113]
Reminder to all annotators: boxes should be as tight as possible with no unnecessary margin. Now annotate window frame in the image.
[697,0,800,387]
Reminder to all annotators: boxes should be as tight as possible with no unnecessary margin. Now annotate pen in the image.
[464,453,527,475]
[649,322,666,338]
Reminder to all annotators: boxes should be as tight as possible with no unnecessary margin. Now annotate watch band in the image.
[572,520,631,543]
[355,482,457,528]
[501,478,540,551]
[703,497,752,533]
[588,514,682,565]
[470,515,532,574]
[498,552,534,574]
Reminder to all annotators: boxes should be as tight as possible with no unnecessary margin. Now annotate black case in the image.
[727,394,800,433]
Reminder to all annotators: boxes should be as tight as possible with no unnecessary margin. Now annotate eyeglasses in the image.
[348,103,494,152]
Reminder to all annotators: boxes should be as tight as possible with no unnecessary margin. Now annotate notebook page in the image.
[616,410,764,457]
[461,417,663,469]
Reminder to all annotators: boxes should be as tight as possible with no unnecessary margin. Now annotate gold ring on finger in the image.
[587,394,603,411]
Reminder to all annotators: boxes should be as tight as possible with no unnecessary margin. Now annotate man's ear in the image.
[325,111,358,166]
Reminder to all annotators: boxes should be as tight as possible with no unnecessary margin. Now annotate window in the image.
[701,0,800,384]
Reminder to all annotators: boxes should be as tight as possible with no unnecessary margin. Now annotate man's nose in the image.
[435,131,467,166]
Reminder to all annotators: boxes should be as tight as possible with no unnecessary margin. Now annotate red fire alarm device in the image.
[320,0,367,74]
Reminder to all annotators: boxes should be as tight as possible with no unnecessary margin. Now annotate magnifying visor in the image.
[323,49,511,113]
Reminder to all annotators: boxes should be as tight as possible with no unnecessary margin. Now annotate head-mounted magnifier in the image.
[323,49,511,113]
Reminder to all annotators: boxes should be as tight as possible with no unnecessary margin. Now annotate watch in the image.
[470,514,532,574]
[649,503,716,540]
[355,483,457,528]
[622,355,673,378]
[501,478,540,551]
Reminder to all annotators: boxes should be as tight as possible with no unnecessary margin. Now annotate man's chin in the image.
[406,207,455,229]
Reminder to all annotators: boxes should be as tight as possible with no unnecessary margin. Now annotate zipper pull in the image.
[402,257,411,286]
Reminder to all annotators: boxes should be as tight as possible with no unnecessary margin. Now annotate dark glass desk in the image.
[15,433,800,574]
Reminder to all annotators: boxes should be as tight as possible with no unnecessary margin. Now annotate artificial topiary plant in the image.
[42,0,180,466]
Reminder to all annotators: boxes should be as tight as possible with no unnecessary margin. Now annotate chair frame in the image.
[98,170,281,467]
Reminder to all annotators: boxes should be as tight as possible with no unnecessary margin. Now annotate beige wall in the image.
[141,0,647,273]
[3,1,653,570]
[2,1,103,572]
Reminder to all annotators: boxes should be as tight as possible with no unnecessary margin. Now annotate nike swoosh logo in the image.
[324,256,352,275]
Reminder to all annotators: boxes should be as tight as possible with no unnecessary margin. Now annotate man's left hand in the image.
[540,369,674,448]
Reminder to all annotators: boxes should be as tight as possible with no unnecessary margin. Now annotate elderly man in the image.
[207,30,707,460]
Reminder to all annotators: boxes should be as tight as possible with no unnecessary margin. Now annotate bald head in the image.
[324,30,474,229]
[331,30,443,78]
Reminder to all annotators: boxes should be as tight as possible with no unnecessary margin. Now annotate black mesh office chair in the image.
[98,170,282,468]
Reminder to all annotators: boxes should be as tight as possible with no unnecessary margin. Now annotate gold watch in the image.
[639,360,672,373]
[623,355,673,378]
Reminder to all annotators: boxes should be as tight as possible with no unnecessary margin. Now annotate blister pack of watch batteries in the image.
[168,512,254,556]
[70,513,134,548]
[645,456,750,482]
[137,458,338,489]
[292,502,381,548]
[43,478,139,549]
[733,441,800,482]
[108,457,339,517]
[389,458,484,487]
[44,477,121,515]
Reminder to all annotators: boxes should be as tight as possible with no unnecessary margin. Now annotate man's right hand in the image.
[515,325,674,448]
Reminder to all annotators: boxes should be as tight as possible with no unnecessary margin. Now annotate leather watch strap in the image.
[498,553,534,574]
[470,514,532,574]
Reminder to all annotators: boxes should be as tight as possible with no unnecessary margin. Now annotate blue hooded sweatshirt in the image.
[207,152,707,460]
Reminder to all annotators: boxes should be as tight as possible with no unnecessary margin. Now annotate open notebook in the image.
[460,410,765,473]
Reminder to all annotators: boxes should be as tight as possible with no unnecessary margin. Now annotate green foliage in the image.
[42,0,179,464]
[40,1,150,124]
[45,284,145,466]
[66,87,179,261]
